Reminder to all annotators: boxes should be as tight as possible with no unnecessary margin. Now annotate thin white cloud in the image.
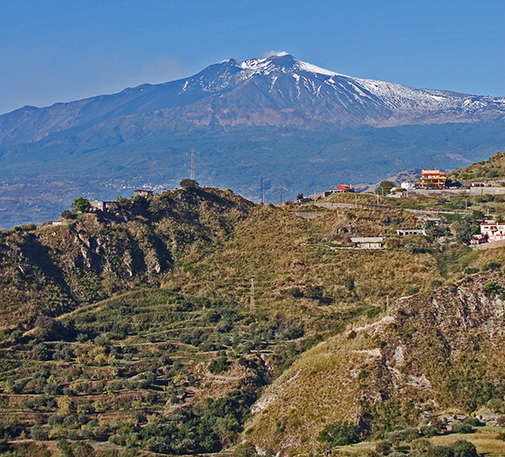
[262,50,289,58]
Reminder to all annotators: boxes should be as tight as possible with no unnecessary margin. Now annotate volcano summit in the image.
[1,54,504,147]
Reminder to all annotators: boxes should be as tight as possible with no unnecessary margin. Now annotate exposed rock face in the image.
[246,273,505,454]
[0,187,254,329]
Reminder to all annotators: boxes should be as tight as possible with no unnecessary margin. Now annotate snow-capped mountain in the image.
[1,54,504,147]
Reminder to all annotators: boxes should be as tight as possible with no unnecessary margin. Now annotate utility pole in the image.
[250,278,255,315]
[260,177,264,204]
[190,148,195,180]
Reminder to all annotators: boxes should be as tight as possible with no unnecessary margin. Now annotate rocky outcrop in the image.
[246,273,505,454]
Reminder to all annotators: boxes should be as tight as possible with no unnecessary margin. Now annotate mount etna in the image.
[0,54,504,228]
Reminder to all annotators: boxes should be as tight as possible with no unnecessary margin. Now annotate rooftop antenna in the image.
[190,148,195,180]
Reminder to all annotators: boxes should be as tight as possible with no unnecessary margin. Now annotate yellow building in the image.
[421,169,447,188]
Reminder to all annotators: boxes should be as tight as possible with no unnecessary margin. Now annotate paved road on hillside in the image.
[314,201,472,216]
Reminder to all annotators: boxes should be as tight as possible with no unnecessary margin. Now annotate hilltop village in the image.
[55,165,505,251]
[289,167,505,249]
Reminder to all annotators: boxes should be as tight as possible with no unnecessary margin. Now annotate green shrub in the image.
[281,287,303,298]
[389,452,406,457]
[367,306,382,319]
[48,415,62,426]
[451,422,475,434]
[425,445,453,457]
[180,179,199,189]
[30,424,47,441]
[34,343,50,361]
[318,420,361,446]
[411,438,431,452]
[481,261,502,271]
[209,357,228,374]
[375,440,392,455]
[386,427,419,442]
[483,281,503,295]
[451,439,479,457]
[282,324,304,340]
[462,417,482,427]
[233,442,258,457]
[305,284,324,299]
[9,330,23,344]
[420,425,438,437]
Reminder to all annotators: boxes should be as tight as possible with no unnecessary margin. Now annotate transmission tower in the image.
[190,148,195,180]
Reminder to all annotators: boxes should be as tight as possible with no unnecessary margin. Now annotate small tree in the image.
[30,424,47,441]
[377,181,396,195]
[72,197,91,213]
[451,440,479,457]
[60,209,72,219]
[305,284,324,299]
[453,220,472,244]
[180,179,199,189]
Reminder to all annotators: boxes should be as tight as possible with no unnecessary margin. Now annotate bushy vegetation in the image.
[450,150,505,181]
[0,173,505,456]
[318,420,361,446]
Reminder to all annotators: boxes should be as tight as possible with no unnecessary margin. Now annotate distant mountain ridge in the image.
[1,54,504,147]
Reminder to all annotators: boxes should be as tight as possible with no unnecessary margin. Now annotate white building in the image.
[481,221,505,242]
[351,237,384,249]
[396,229,427,236]
[90,200,114,211]
[401,181,417,190]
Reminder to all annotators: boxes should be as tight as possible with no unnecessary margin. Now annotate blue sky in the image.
[0,0,503,115]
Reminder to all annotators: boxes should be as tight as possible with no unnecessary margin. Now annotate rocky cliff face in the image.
[246,272,505,454]
[0,187,253,329]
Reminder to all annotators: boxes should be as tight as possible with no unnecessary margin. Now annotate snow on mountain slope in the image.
[0,54,504,147]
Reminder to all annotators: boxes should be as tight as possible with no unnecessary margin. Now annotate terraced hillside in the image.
[0,182,505,456]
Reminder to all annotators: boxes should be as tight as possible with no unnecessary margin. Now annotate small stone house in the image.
[351,237,384,249]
